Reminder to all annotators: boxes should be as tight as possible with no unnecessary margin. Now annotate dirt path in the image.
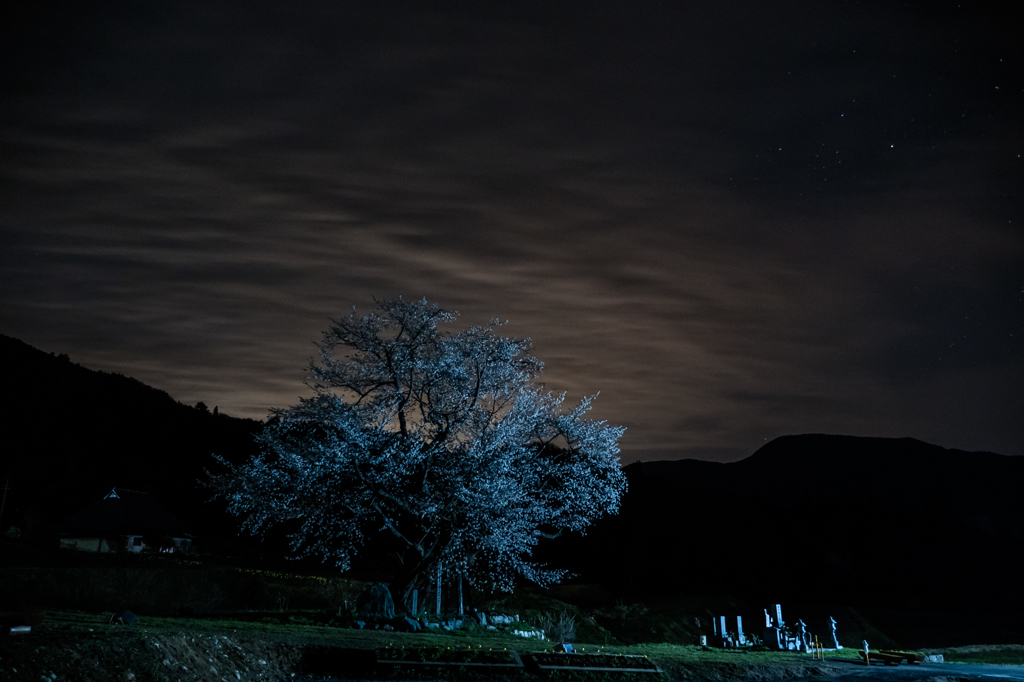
[789,660,1024,682]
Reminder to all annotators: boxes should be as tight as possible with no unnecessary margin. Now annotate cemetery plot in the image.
[376,645,525,672]
[525,652,663,674]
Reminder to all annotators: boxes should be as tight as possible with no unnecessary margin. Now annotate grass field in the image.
[928,644,1024,666]
[3,550,1021,681]
[7,606,1022,682]
[37,608,871,663]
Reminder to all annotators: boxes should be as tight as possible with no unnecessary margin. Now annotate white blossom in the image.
[210,297,626,600]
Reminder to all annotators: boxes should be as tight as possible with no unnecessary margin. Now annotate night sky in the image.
[2,2,1021,463]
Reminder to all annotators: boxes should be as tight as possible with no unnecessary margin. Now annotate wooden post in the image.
[436,561,442,616]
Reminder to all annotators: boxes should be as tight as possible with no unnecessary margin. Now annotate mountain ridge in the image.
[3,334,1022,631]
[547,433,1024,622]
[0,333,262,538]
[625,433,1024,524]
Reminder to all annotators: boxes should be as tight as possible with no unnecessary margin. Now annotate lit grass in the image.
[567,641,863,665]
[39,611,1023,672]
[41,609,549,650]
[933,645,1024,666]
[38,608,874,679]
[40,610,855,655]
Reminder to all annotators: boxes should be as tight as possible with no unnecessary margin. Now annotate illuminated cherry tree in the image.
[211,297,626,606]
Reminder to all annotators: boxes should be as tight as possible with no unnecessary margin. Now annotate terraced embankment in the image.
[4,615,1022,682]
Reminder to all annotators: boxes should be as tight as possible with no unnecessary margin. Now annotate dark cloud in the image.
[2,1,1021,462]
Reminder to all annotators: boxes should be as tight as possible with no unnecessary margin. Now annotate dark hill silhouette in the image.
[544,434,1024,644]
[2,335,1021,643]
[0,334,261,543]
[636,435,1024,535]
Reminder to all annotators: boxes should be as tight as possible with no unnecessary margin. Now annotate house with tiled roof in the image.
[57,488,193,554]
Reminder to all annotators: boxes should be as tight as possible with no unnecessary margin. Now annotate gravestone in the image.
[797,619,808,651]
[478,611,487,626]
[719,616,727,641]
[830,617,842,649]
[761,604,787,650]
[356,583,395,619]
[735,615,745,645]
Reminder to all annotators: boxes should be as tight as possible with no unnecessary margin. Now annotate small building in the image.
[57,488,193,554]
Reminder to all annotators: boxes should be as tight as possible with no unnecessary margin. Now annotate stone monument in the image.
[761,604,788,650]
[830,617,843,649]
[762,606,780,649]
[357,582,395,620]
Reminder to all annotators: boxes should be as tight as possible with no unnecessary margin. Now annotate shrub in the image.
[536,610,577,642]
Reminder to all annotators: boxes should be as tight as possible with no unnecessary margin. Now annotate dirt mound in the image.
[1,628,303,682]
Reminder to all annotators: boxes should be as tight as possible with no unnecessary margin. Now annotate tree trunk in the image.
[389,551,436,614]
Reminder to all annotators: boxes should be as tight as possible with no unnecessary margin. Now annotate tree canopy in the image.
[211,297,626,603]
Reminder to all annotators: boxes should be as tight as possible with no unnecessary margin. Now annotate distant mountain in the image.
[638,434,1024,537]
[3,335,1022,643]
[547,434,1024,633]
[0,334,262,541]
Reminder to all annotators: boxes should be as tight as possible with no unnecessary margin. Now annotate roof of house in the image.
[58,488,193,537]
